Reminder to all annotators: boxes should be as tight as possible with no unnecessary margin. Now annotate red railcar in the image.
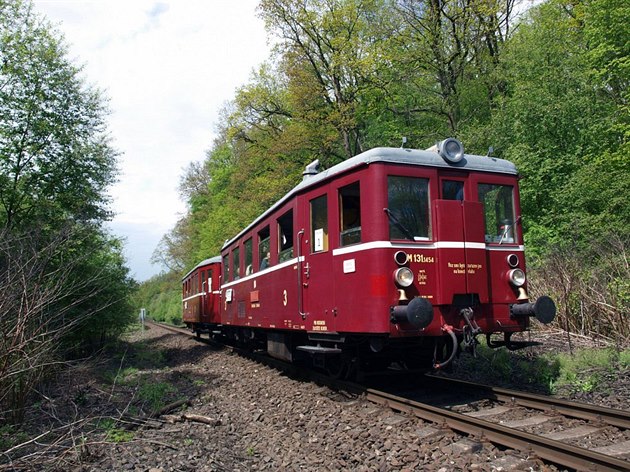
[183,140,555,373]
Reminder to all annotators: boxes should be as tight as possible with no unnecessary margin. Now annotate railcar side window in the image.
[310,195,328,253]
[339,182,361,246]
[233,247,241,280]
[244,238,253,275]
[222,254,230,282]
[207,270,212,292]
[478,183,517,243]
[278,210,294,262]
[387,176,430,240]
[258,226,270,270]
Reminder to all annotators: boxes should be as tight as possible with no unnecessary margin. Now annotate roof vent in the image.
[302,159,320,180]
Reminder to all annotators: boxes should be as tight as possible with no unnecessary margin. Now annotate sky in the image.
[32,0,271,281]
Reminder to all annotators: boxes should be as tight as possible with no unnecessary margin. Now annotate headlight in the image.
[438,138,465,164]
[394,267,414,287]
[508,268,526,287]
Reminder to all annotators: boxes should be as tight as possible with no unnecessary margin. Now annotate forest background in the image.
[141,0,629,344]
[1,0,627,425]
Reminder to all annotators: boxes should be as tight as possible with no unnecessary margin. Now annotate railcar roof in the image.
[182,255,221,280]
[222,146,518,250]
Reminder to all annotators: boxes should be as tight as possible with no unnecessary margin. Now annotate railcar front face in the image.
[322,147,554,345]
[381,169,529,337]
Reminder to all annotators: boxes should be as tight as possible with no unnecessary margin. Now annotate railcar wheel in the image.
[325,356,348,379]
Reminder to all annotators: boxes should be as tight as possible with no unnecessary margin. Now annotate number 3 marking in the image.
[283,290,288,306]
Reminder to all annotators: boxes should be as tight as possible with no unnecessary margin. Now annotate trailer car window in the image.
[339,182,361,246]
[310,195,328,253]
[478,183,517,244]
[387,176,430,240]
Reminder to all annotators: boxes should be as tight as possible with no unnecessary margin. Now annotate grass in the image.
[453,339,630,396]
[99,334,179,415]
[0,425,29,451]
[452,338,560,392]
[137,381,177,412]
[547,347,629,394]
[98,419,134,443]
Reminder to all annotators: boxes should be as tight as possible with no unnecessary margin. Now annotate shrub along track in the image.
[153,321,630,471]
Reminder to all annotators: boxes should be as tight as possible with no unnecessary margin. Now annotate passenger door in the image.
[300,190,336,332]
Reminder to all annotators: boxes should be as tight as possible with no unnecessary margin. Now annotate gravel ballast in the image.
[5,324,628,471]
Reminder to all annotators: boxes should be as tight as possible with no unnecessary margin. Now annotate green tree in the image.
[259,0,387,161]
[482,0,627,249]
[0,1,116,230]
[0,1,135,423]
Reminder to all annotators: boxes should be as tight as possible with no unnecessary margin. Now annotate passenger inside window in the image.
[340,182,361,246]
[278,210,294,262]
[258,226,270,270]
[244,238,253,275]
[387,176,430,240]
[478,183,517,244]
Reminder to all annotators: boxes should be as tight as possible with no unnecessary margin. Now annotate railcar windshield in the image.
[387,176,430,241]
[478,183,517,244]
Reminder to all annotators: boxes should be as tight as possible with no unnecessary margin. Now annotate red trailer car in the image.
[182,256,222,331]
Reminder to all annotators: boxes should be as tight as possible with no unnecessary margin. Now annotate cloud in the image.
[33,0,271,281]
[147,2,169,19]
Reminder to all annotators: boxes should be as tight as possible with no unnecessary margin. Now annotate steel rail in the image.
[425,375,630,429]
[366,388,630,472]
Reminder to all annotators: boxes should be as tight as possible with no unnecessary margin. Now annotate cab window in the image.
[310,195,328,253]
[278,210,294,262]
[478,183,517,243]
[442,180,464,200]
[387,176,430,240]
[339,182,361,246]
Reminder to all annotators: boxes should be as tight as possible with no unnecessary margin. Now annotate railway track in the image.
[367,383,630,472]
[148,321,630,471]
